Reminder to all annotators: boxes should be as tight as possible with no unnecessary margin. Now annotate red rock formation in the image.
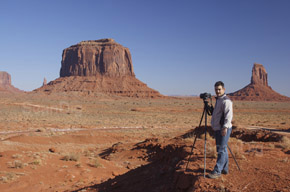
[43,78,47,86]
[0,71,11,85]
[0,71,22,93]
[35,39,163,98]
[60,39,134,77]
[251,63,268,86]
[229,63,290,101]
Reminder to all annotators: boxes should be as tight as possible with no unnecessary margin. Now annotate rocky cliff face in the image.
[229,63,289,101]
[251,63,268,86]
[36,39,163,98]
[0,71,11,86]
[60,39,134,77]
[0,71,22,92]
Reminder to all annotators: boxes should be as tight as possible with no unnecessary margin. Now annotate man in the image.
[207,81,233,179]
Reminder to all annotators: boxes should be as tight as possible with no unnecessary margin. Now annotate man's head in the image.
[214,81,225,97]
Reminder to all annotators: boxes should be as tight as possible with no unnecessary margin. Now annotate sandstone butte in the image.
[229,63,290,101]
[35,38,163,98]
[0,71,22,93]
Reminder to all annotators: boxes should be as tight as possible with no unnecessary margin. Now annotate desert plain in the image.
[0,91,289,192]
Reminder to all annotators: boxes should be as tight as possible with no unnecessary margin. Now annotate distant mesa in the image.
[60,38,134,78]
[229,63,290,101]
[0,71,22,93]
[35,38,163,98]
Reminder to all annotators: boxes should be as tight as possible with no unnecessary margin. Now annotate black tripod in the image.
[185,97,240,178]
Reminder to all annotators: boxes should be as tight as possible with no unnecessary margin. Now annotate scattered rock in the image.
[36,128,45,132]
[49,148,56,153]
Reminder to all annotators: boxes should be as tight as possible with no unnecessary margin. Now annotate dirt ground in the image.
[0,92,289,192]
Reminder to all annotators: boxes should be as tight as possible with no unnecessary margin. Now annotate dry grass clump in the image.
[206,145,217,158]
[30,158,42,165]
[183,137,195,144]
[83,148,98,158]
[89,157,103,168]
[267,143,275,148]
[61,153,80,162]
[0,171,25,183]
[0,172,16,183]
[281,157,289,163]
[11,154,23,159]
[231,146,246,160]
[200,132,214,141]
[10,160,24,169]
[228,138,246,159]
[279,136,290,150]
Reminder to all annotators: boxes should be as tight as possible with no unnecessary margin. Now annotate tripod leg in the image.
[227,144,241,171]
[185,109,206,171]
[185,133,198,170]
[203,109,207,178]
[198,107,205,128]
[204,134,207,178]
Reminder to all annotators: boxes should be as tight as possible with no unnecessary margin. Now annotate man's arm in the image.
[221,99,233,136]
[223,99,233,129]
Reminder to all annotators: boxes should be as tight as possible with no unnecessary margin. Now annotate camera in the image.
[200,92,211,100]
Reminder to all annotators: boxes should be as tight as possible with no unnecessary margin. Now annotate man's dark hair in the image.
[214,81,224,88]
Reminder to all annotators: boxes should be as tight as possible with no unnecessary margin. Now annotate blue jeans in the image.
[213,127,232,174]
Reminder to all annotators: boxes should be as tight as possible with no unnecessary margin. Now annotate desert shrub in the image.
[232,146,246,159]
[11,154,22,159]
[267,143,275,149]
[12,160,24,169]
[0,172,16,183]
[200,132,214,141]
[206,146,217,158]
[280,136,290,150]
[61,153,80,162]
[281,157,289,163]
[228,138,246,159]
[30,159,42,165]
[89,157,103,168]
[83,148,98,158]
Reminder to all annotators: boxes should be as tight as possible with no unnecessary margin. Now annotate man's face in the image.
[215,85,225,97]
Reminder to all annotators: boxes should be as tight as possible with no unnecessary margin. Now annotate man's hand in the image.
[221,128,227,136]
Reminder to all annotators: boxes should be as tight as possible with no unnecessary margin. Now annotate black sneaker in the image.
[221,170,228,175]
[207,172,221,179]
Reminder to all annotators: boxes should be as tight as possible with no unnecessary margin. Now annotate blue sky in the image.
[1,0,290,96]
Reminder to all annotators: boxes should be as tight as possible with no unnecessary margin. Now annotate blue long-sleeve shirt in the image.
[210,94,233,131]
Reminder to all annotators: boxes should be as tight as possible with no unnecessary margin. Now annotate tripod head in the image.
[200,94,213,116]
